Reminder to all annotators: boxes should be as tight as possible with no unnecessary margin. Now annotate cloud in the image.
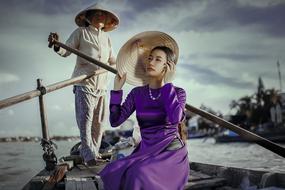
[174,68,254,114]
[179,63,256,89]
[0,0,285,136]
[95,0,285,38]
[0,0,95,15]
[0,73,20,85]
[193,52,271,62]
[2,0,284,39]
[176,0,285,37]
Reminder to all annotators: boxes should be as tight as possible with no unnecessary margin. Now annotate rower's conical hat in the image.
[75,3,119,32]
[116,31,179,86]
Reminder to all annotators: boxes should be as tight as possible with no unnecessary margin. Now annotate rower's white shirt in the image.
[57,25,115,94]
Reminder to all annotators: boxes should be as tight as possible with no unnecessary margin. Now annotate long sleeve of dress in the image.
[109,89,136,127]
[161,83,186,125]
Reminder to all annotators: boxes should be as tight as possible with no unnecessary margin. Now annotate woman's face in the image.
[146,49,167,79]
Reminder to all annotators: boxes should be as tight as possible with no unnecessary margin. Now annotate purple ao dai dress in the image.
[100,83,189,190]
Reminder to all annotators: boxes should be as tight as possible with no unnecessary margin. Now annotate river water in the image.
[0,139,284,190]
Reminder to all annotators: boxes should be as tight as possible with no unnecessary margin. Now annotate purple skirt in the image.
[100,134,189,190]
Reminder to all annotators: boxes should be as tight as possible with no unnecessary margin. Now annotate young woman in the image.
[100,45,189,190]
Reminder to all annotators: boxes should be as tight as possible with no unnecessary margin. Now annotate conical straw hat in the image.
[116,31,179,86]
[75,3,119,32]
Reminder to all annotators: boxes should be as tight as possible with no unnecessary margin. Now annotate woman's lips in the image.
[147,67,155,71]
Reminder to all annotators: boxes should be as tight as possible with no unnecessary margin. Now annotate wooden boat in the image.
[22,146,285,190]
[23,140,285,190]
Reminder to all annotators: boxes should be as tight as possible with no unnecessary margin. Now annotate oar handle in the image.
[48,33,58,48]
[48,39,54,48]
[50,40,118,74]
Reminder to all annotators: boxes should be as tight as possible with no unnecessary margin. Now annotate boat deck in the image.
[22,161,285,190]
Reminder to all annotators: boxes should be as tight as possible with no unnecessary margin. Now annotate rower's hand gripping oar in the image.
[48,32,59,48]
[48,33,117,74]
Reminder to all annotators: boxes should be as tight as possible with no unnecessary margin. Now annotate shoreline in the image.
[0,136,80,143]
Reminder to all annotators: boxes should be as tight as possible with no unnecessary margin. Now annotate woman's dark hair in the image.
[150,46,176,63]
[151,46,186,143]
[178,119,188,144]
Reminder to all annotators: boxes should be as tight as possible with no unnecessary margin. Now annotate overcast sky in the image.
[0,0,284,137]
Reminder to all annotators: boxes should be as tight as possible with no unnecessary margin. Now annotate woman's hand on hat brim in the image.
[114,73,126,90]
[166,61,175,71]
[164,61,175,82]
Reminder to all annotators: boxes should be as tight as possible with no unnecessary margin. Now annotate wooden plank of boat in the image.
[190,162,285,189]
[22,168,54,190]
[65,177,97,190]
[22,161,285,190]
[185,177,226,189]
[64,164,227,190]
[186,170,227,189]
[66,163,105,179]
[63,163,106,190]
[42,164,68,190]
[188,170,213,182]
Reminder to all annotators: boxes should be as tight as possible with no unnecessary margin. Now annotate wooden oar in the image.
[42,164,68,190]
[49,38,117,74]
[48,39,285,158]
[186,104,285,158]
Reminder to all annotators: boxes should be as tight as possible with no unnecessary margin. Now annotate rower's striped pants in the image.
[74,86,107,162]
